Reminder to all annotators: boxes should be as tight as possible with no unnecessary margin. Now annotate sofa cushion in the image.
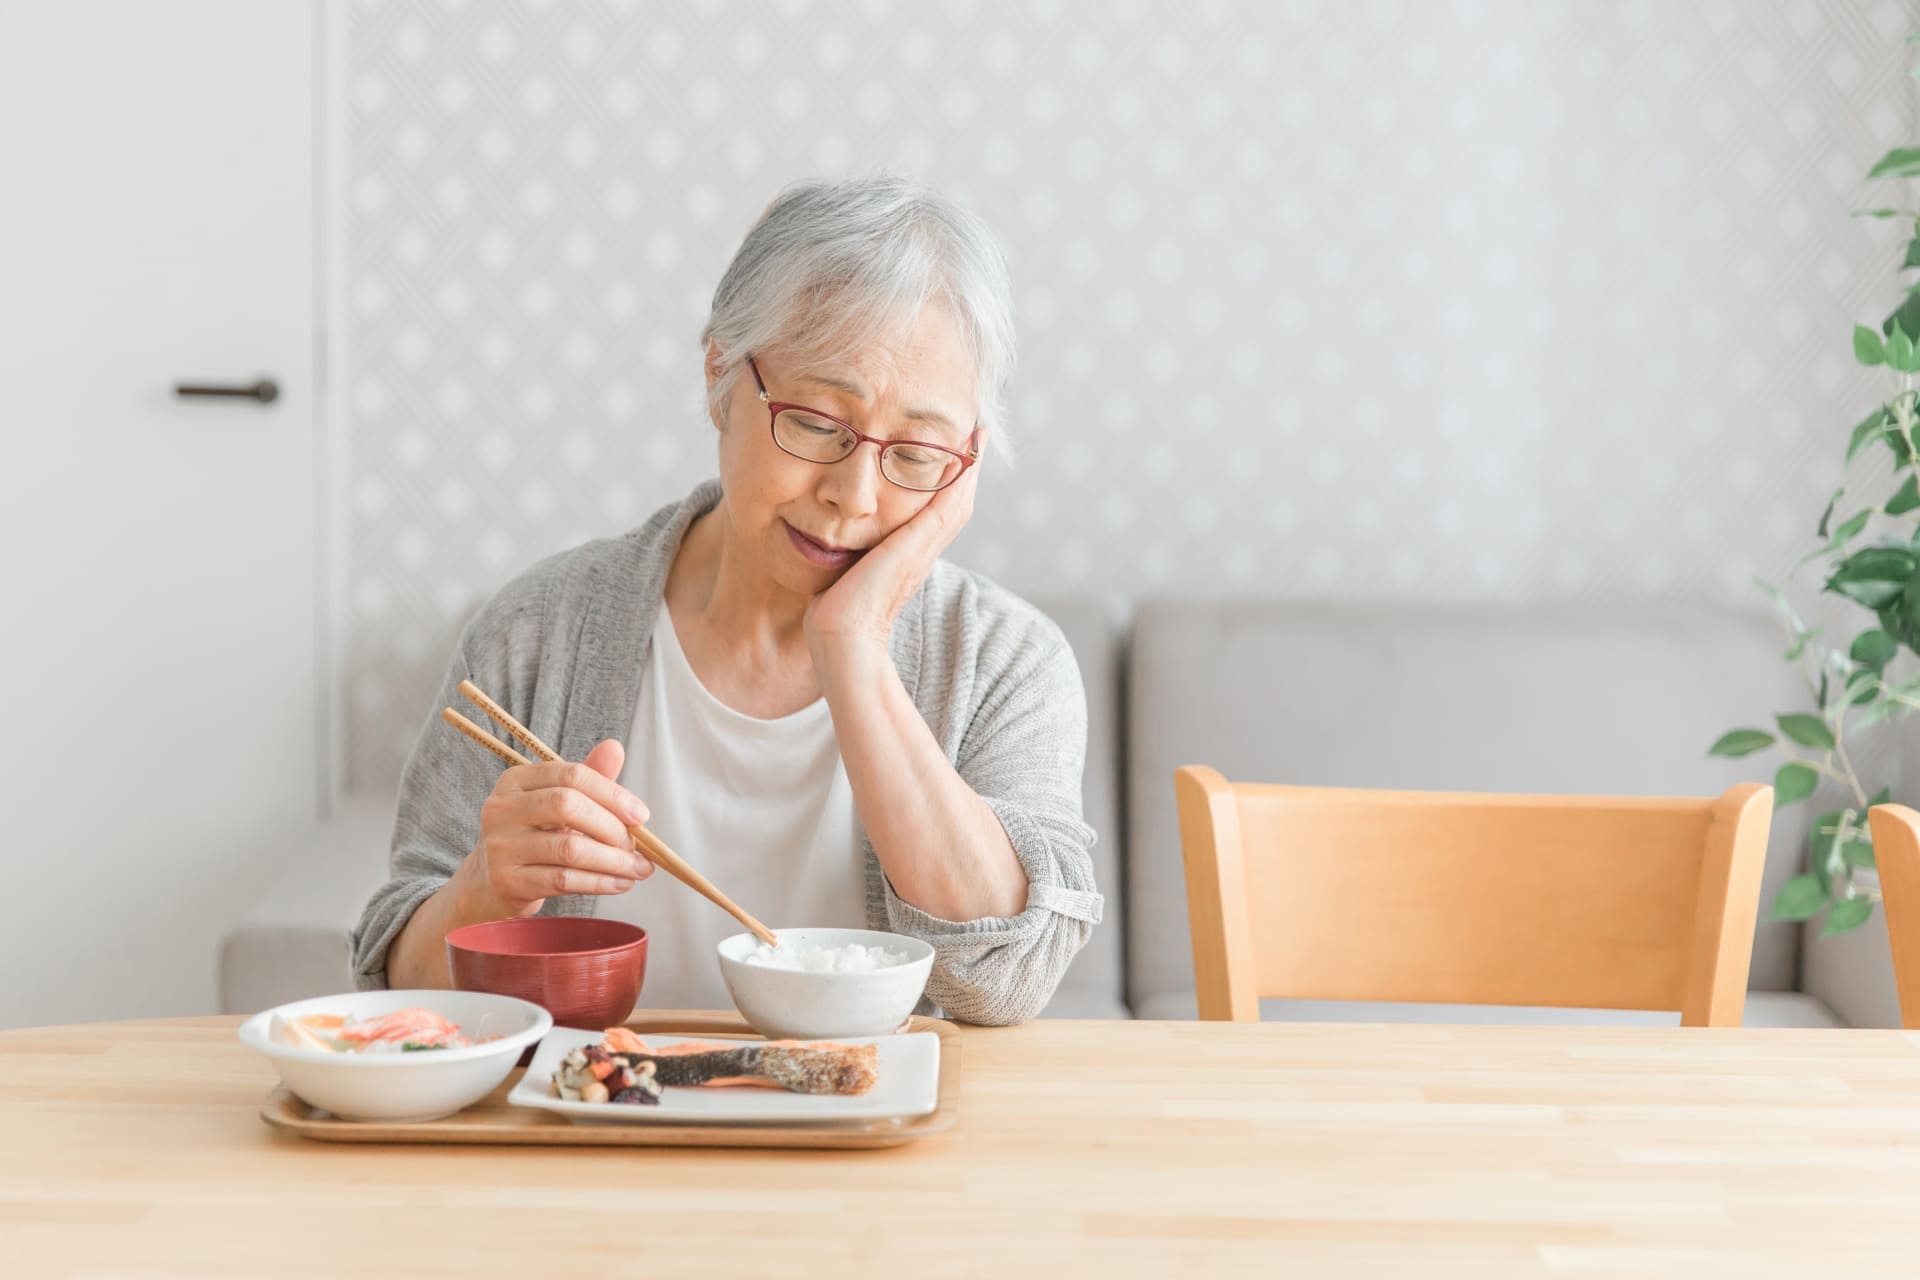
[1740,991,1847,1028]
[1125,602,1817,1020]
[1028,596,1128,1018]
[218,925,354,1014]
[1799,877,1904,1028]
[218,791,396,1014]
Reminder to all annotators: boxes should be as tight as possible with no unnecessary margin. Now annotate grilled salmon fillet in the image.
[599,1028,878,1096]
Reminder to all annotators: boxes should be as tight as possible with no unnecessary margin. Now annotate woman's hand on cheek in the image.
[804,428,986,658]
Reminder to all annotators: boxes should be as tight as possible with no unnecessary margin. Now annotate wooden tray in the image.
[259,1012,961,1150]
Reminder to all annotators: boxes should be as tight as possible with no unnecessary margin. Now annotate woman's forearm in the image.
[384,860,498,989]
[815,639,1029,921]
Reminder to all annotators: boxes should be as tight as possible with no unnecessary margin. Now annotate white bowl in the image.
[717,927,935,1040]
[237,989,553,1123]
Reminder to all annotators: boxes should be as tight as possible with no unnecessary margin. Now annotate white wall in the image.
[0,0,325,1029]
[340,0,1916,790]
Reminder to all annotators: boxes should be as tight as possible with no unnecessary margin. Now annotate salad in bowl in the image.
[239,989,552,1122]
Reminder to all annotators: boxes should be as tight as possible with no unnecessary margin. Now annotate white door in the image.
[0,2,320,1027]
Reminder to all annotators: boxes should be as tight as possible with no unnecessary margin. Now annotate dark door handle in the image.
[175,378,279,403]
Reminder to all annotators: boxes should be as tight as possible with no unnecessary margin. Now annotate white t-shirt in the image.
[602,605,868,1011]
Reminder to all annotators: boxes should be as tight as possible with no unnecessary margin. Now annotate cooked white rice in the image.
[744,940,909,973]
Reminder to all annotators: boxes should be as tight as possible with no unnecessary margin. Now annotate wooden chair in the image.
[1865,804,1920,1030]
[1174,767,1773,1026]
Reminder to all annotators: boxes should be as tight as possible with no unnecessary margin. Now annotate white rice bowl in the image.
[717,927,934,1040]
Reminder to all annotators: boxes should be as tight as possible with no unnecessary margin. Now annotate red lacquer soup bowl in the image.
[446,917,647,1030]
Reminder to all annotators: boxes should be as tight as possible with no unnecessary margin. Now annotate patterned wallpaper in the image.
[345,0,1918,790]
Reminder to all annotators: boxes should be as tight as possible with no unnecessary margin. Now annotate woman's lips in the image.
[784,520,862,569]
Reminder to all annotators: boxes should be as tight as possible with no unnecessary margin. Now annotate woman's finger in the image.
[512,864,637,899]
[522,784,635,850]
[917,429,985,544]
[500,759,650,825]
[518,828,650,881]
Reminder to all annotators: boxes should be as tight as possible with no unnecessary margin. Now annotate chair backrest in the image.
[1127,603,1818,1019]
[1866,804,1920,1031]
[1175,766,1773,1026]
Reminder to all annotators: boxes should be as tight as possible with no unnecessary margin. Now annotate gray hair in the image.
[701,173,1019,463]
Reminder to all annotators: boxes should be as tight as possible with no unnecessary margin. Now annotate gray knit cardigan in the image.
[348,479,1104,1025]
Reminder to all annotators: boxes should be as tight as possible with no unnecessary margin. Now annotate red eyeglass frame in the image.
[746,355,980,492]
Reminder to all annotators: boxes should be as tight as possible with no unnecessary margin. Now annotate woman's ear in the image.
[703,340,726,432]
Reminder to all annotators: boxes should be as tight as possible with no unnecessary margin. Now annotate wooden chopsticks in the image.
[442,679,780,948]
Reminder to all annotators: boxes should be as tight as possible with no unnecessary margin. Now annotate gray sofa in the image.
[221,600,1905,1028]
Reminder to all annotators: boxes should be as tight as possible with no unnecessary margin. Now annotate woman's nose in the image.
[815,441,885,515]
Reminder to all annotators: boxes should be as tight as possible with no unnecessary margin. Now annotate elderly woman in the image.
[349,175,1103,1026]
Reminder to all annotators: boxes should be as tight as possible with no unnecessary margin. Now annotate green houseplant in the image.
[1708,139,1920,937]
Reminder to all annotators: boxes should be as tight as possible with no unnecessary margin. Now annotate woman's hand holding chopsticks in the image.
[437,679,778,947]
[459,739,656,919]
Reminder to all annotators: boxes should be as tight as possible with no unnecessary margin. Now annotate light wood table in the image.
[4,1016,1920,1277]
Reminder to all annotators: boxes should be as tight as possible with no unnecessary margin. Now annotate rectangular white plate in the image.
[507,1028,941,1124]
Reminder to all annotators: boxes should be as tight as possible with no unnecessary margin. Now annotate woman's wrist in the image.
[387,882,457,989]
[447,853,508,924]
[387,855,504,988]
[810,631,892,697]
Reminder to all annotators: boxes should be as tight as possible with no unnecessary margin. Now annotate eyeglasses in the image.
[746,356,979,493]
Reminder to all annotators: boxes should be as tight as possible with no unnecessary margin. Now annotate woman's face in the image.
[706,301,979,597]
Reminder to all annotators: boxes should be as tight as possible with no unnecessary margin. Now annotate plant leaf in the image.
[1776,713,1836,749]
[1829,576,1905,608]
[1858,207,1912,218]
[1851,629,1898,669]
[1774,762,1819,806]
[1707,728,1776,758]
[1817,487,1842,537]
[1903,570,1920,641]
[1822,896,1875,936]
[1810,809,1845,892]
[1869,147,1920,179]
[1857,324,1889,366]
[1856,697,1900,729]
[1892,324,1919,373]
[1878,602,1907,647]
[1785,626,1821,662]
[1826,546,1916,606]
[1890,475,1920,516]
[1831,509,1872,547]
[1886,293,1920,347]
[1847,408,1893,463]
[1846,667,1881,705]
[1770,873,1828,921]
[1872,786,1893,807]
[1842,838,1877,870]
[1899,335,1920,375]
[1797,542,1838,571]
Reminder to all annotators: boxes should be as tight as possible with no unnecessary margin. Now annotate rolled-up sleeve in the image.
[883,634,1104,1025]
[347,632,482,989]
